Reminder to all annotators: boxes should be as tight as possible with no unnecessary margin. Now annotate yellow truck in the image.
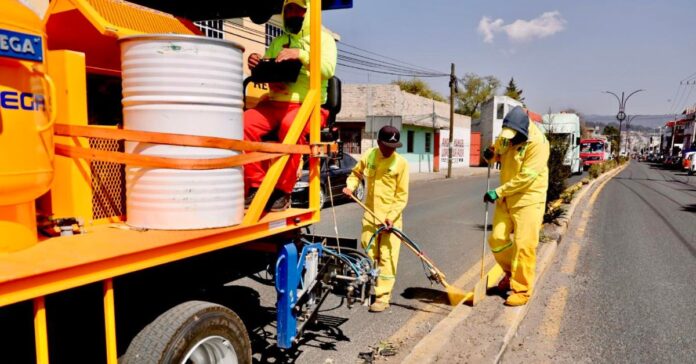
[0,1,364,363]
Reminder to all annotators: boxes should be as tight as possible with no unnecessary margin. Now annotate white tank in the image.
[119,34,245,230]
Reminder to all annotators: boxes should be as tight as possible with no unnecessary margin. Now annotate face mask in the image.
[510,132,528,146]
[285,17,304,34]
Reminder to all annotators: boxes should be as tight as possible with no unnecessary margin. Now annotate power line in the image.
[337,54,445,77]
[337,63,448,77]
[338,41,446,75]
[338,49,447,76]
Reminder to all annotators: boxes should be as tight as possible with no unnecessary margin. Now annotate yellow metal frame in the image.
[1,1,327,363]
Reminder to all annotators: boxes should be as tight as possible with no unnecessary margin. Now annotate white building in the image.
[473,96,523,148]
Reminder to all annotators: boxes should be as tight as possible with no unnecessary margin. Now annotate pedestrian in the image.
[244,0,337,211]
[483,106,550,306]
[343,125,410,312]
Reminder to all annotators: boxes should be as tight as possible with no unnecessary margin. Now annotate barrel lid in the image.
[119,33,244,52]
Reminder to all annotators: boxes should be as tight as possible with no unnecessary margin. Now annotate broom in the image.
[348,194,467,306]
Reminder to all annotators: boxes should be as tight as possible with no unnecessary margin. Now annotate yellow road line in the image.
[387,254,496,343]
[561,242,581,274]
[538,168,618,343]
[540,286,570,339]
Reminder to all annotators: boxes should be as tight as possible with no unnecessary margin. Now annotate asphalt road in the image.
[568,169,588,186]
[505,162,696,363]
[235,171,498,364]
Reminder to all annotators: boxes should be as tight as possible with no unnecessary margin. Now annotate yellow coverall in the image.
[346,148,409,303]
[489,122,549,298]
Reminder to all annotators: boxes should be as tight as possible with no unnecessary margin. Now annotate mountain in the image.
[583,114,672,132]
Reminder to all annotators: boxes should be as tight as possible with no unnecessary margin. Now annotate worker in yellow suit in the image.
[483,106,549,306]
[344,125,409,312]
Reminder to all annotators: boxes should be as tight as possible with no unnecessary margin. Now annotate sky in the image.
[323,0,696,116]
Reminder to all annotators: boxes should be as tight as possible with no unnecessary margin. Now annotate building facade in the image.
[338,84,472,172]
[472,96,524,149]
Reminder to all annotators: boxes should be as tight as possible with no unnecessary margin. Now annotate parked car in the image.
[683,151,695,171]
[688,152,696,176]
[292,153,365,208]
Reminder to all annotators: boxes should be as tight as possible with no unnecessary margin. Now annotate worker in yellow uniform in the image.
[483,106,549,306]
[343,125,409,312]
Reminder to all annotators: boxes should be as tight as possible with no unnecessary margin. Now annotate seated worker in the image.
[244,0,337,211]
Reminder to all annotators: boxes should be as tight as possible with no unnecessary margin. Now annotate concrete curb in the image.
[401,163,629,364]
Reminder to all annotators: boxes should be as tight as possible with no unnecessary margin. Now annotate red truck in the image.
[580,138,611,170]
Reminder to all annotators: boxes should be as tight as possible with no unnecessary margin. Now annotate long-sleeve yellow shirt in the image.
[346,148,409,224]
[494,122,550,208]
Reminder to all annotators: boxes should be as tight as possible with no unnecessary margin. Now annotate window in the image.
[425,132,431,153]
[266,23,283,46]
[194,20,223,39]
[407,130,415,153]
[496,103,505,119]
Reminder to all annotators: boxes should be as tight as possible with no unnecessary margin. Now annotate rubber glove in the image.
[483,190,498,203]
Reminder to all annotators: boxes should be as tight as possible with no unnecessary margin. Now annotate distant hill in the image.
[583,114,672,131]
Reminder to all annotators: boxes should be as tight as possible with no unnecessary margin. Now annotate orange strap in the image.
[55,143,281,170]
[54,124,311,154]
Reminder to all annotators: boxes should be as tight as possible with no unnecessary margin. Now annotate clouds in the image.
[478,11,566,43]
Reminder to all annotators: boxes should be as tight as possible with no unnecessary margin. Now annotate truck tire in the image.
[121,301,251,364]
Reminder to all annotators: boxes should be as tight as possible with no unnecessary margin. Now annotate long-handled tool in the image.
[472,165,492,305]
[348,194,467,306]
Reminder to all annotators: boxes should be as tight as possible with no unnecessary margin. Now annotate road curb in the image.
[400,163,629,364]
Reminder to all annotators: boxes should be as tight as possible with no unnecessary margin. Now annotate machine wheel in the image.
[121,301,251,364]
[319,185,327,209]
[354,181,365,201]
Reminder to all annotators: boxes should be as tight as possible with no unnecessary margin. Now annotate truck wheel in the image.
[319,185,326,209]
[121,301,251,364]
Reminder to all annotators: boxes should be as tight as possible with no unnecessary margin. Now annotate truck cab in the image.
[541,113,584,175]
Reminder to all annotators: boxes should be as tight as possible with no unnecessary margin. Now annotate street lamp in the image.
[625,114,639,154]
[604,89,645,155]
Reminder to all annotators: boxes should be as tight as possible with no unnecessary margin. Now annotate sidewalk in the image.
[409,166,495,182]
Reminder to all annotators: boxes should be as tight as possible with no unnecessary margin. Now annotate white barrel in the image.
[120,34,245,230]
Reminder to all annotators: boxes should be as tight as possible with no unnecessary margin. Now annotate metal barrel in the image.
[120,34,246,230]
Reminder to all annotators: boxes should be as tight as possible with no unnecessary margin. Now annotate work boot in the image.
[268,190,291,212]
[497,274,511,293]
[244,188,258,209]
[369,301,389,313]
[504,293,529,306]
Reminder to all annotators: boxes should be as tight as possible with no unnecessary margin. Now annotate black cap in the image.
[378,125,402,148]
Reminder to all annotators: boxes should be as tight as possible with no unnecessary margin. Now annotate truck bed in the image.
[0,208,317,307]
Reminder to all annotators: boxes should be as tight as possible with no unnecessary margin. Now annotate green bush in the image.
[589,164,602,179]
[545,134,570,213]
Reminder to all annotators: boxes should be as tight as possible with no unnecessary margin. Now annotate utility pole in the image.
[447,63,456,178]
[432,101,439,172]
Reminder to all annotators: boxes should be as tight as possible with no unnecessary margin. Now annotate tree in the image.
[455,73,500,119]
[504,77,524,103]
[603,125,620,156]
[392,78,446,102]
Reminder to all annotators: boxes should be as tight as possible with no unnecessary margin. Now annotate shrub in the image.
[589,164,602,179]
[545,134,570,213]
